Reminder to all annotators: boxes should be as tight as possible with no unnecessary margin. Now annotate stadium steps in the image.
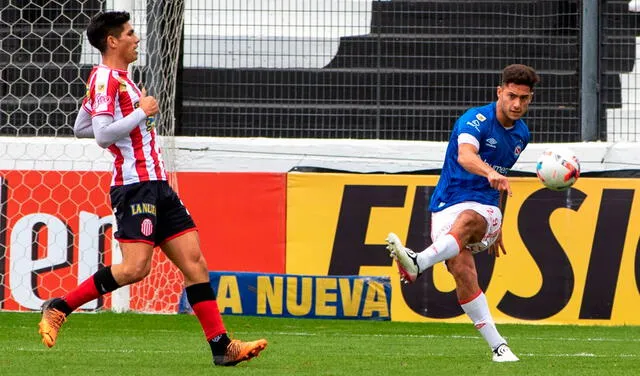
[180,102,579,142]
[368,0,640,37]
[369,0,580,36]
[326,34,634,73]
[180,0,640,142]
[182,69,622,108]
[0,1,638,141]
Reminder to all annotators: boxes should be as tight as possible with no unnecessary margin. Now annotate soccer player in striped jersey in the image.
[386,64,539,362]
[38,11,267,367]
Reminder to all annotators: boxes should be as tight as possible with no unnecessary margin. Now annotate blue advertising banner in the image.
[179,272,391,321]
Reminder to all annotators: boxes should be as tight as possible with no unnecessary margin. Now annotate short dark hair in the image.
[501,64,540,89]
[86,11,131,53]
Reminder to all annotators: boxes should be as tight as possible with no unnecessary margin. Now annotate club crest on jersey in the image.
[475,113,487,122]
[96,83,106,93]
[514,143,523,157]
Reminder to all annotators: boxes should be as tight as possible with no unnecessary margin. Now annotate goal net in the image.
[0,0,185,313]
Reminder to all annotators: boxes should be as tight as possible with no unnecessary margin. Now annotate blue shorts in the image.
[109,180,196,246]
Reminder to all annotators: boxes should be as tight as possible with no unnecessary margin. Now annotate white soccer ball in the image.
[535,147,581,191]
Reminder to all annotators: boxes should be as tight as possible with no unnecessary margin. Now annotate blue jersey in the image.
[429,102,530,212]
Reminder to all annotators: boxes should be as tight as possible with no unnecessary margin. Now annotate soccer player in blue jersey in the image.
[386,64,539,362]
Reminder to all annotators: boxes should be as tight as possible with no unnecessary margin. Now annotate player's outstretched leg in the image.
[38,298,67,348]
[213,338,268,366]
[385,232,420,283]
[492,343,519,362]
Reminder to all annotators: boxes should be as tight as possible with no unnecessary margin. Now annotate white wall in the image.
[1,137,637,174]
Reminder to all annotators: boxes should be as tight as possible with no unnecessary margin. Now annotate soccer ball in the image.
[535,148,581,191]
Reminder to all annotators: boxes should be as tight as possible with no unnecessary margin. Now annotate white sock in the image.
[415,233,460,272]
[460,292,505,350]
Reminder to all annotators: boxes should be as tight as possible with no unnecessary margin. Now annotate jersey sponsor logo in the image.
[140,218,153,236]
[485,138,498,148]
[484,159,510,175]
[475,113,487,122]
[94,94,112,107]
[130,202,157,216]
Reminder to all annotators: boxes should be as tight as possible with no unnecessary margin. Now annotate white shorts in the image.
[431,201,502,254]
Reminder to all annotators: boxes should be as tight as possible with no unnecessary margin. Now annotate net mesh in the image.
[0,0,185,313]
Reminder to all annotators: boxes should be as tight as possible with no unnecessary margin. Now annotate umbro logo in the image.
[486,138,498,148]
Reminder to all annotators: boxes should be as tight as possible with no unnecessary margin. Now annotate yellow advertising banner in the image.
[286,172,640,325]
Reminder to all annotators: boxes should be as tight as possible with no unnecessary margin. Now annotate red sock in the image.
[192,300,226,341]
[63,275,100,311]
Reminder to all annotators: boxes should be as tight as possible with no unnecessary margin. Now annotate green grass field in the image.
[1,312,639,376]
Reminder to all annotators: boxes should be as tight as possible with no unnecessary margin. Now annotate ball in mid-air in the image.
[535,147,581,191]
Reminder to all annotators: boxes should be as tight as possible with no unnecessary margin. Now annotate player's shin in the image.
[63,266,121,312]
[460,291,505,350]
[185,282,230,353]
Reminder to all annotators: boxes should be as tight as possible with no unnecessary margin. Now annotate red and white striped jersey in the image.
[82,64,167,186]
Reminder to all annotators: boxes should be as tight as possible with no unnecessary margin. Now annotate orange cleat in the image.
[38,298,67,348]
[214,338,268,366]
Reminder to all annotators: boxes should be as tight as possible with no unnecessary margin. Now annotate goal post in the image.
[0,0,186,314]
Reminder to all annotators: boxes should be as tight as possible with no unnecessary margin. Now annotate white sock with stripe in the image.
[415,233,461,272]
[460,291,505,350]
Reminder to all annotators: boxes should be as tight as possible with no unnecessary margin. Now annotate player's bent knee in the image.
[120,263,152,284]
